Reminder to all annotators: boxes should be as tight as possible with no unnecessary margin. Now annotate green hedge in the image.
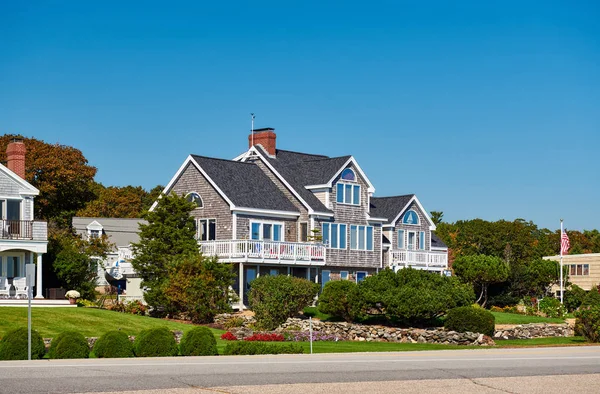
[179,327,217,356]
[93,331,134,358]
[318,280,363,322]
[133,327,178,357]
[444,306,495,337]
[0,327,45,360]
[223,341,303,355]
[574,305,600,342]
[49,331,89,359]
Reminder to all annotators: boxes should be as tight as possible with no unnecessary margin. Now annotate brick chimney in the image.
[249,128,276,157]
[6,138,26,179]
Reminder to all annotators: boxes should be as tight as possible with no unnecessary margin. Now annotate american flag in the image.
[561,230,570,256]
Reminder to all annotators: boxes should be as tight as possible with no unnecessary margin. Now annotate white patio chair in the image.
[0,277,10,298]
[13,277,29,299]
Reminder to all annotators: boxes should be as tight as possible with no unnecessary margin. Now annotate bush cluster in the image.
[133,327,178,357]
[564,285,586,312]
[223,341,303,355]
[581,290,600,308]
[0,327,45,360]
[574,305,600,342]
[49,331,89,359]
[318,280,363,322]
[444,306,495,337]
[244,333,285,342]
[93,331,134,358]
[249,275,319,330]
[538,297,566,318]
[179,327,217,356]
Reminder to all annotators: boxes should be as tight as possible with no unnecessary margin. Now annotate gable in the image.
[0,163,39,197]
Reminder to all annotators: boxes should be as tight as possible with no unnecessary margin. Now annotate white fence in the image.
[390,249,448,270]
[199,240,326,264]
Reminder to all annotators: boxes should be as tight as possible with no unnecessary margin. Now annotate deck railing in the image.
[390,249,448,270]
[0,220,48,241]
[199,239,326,264]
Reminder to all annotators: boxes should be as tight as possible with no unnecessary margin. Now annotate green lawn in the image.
[0,307,222,338]
[491,312,565,325]
[495,336,589,347]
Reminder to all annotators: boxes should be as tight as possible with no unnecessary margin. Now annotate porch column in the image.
[35,253,44,299]
[238,262,244,309]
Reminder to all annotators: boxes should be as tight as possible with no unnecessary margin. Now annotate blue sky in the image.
[1,1,598,231]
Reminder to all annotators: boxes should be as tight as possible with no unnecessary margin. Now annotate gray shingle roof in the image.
[369,195,415,224]
[191,155,299,213]
[431,233,448,249]
[72,217,147,251]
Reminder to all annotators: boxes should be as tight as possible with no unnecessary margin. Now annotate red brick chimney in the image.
[249,128,276,157]
[6,138,26,179]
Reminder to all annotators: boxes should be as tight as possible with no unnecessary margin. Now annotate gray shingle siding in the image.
[392,201,431,251]
[0,171,22,197]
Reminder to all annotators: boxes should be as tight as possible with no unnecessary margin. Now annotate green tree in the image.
[318,280,364,322]
[163,254,235,323]
[521,258,561,297]
[453,254,510,307]
[430,211,444,226]
[131,192,198,313]
[77,185,149,218]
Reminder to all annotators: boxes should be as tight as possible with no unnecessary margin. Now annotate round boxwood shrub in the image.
[93,330,134,358]
[133,327,178,357]
[49,331,89,359]
[179,327,217,356]
[0,327,46,360]
[444,306,495,337]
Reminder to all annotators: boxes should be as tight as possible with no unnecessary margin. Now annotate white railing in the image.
[390,249,448,270]
[199,240,326,264]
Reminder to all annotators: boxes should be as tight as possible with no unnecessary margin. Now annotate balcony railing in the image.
[199,240,326,265]
[0,220,48,241]
[390,249,448,270]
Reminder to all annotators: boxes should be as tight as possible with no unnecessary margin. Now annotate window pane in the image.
[251,223,261,240]
[419,231,425,250]
[7,200,20,220]
[322,223,330,246]
[270,269,279,276]
[341,271,348,280]
[366,226,373,251]
[356,272,366,283]
[273,224,281,241]
[300,223,308,242]
[408,232,415,250]
[339,224,347,249]
[336,184,344,203]
[398,230,404,249]
[321,270,330,289]
[350,225,357,249]
[208,219,216,241]
[353,185,360,205]
[331,224,338,248]
[584,264,590,275]
[344,184,352,203]
[341,168,355,181]
[570,265,576,275]
[577,264,583,275]
[263,224,272,240]
[358,226,365,250]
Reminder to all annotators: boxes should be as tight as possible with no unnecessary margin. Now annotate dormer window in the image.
[186,192,203,208]
[336,169,360,205]
[402,210,419,225]
[86,220,104,240]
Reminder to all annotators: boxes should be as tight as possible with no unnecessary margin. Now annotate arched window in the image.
[185,192,203,208]
[402,210,419,225]
[341,168,356,181]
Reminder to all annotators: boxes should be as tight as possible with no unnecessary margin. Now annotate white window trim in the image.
[402,209,420,226]
[197,218,217,241]
[322,222,347,249]
[350,224,374,251]
[336,182,361,206]
[0,252,26,278]
[407,231,417,250]
[185,192,204,208]
[250,220,285,241]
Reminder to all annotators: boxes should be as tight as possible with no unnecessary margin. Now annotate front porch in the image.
[199,240,326,265]
[390,249,448,272]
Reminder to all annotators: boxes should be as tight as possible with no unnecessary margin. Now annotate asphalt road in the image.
[0,346,599,394]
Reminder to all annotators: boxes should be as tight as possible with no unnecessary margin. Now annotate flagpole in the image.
[560,219,564,304]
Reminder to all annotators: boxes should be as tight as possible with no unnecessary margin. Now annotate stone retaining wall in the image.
[493,324,573,340]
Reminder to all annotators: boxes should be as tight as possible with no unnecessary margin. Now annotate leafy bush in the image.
[444,306,495,337]
[223,316,245,329]
[564,285,586,312]
[538,297,566,318]
[318,280,364,322]
[358,268,475,326]
[223,341,303,355]
[133,328,178,357]
[124,300,148,316]
[0,327,45,360]
[581,289,600,307]
[249,275,319,330]
[179,327,218,356]
[244,333,285,342]
[221,332,237,341]
[49,331,90,359]
[93,331,134,358]
[574,305,600,342]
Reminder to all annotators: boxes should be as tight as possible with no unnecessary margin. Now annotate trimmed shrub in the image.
[444,306,495,337]
[249,275,319,330]
[223,341,303,355]
[0,327,45,360]
[93,331,134,358]
[574,305,600,342]
[538,297,566,318]
[179,327,217,356]
[564,285,586,312]
[133,327,178,357]
[581,289,600,307]
[318,280,364,322]
[50,331,89,359]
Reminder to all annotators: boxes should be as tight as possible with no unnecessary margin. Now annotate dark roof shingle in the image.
[369,195,415,224]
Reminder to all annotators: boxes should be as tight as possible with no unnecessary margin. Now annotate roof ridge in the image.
[191,154,255,166]
[275,148,329,158]
[372,194,415,199]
